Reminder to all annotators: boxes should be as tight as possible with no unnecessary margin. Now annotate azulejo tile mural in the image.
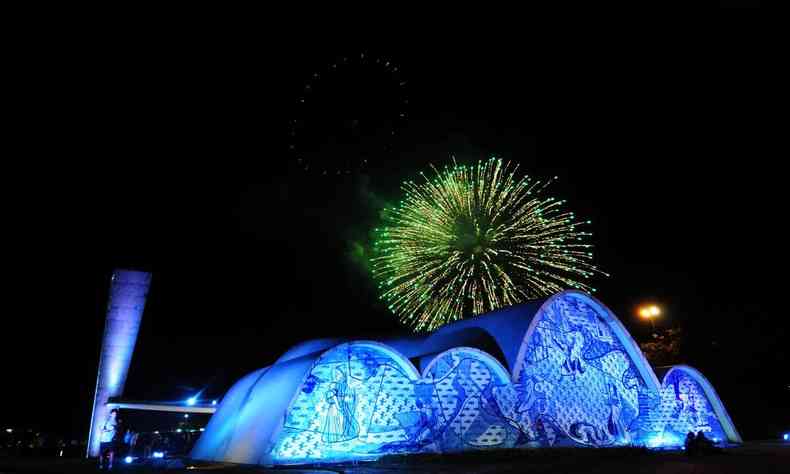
[647,368,728,447]
[512,295,656,448]
[191,291,741,466]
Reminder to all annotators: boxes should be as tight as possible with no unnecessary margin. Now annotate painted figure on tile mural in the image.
[385,390,441,453]
[594,313,610,339]
[321,367,359,443]
[359,351,379,380]
[678,389,705,429]
[569,421,607,446]
[672,382,692,421]
[555,327,585,379]
[411,398,439,448]
[606,383,630,444]
[517,376,550,421]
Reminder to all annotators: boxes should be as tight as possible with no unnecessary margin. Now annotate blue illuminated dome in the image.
[191,290,741,466]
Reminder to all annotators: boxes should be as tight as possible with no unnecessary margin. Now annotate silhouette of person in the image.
[684,431,696,455]
[98,409,118,470]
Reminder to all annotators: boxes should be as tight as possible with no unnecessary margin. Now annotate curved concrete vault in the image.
[191,290,740,466]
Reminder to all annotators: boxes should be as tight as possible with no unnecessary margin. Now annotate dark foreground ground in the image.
[1,442,788,474]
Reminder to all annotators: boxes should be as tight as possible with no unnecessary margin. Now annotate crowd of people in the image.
[97,409,201,470]
[1,410,201,470]
[0,430,84,458]
[684,430,721,456]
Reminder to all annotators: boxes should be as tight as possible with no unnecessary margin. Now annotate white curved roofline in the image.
[275,338,346,364]
[420,346,512,384]
[340,340,421,380]
[511,290,661,394]
[662,365,742,444]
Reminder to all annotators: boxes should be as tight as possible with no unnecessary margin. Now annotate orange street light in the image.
[638,304,661,331]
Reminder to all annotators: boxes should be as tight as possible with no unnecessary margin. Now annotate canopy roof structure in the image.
[191,290,740,466]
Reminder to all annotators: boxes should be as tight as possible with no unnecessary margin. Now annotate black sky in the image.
[4,20,784,442]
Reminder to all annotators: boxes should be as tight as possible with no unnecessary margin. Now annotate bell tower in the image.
[86,269,151,457]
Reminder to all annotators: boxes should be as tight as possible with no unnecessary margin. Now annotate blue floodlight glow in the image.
[190,290,743,466]
[784,433,789,441]
[211,400,217,405]
[184,414,189,418]
[645,433,683,449]
[87,270,151,457]
[124,456,133,464]
[176,429,182,433]
[186,396,197,406]
[152,451,164,459]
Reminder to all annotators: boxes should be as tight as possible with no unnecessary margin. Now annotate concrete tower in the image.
[87,269,151,457]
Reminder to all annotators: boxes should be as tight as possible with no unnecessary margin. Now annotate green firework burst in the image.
[371,157,606,332]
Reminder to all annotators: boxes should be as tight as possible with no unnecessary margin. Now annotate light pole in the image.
[638,304,661,334]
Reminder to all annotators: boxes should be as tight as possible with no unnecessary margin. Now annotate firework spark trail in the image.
[372,158,607,332]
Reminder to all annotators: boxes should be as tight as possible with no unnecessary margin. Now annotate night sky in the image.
[5,27,784,442]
